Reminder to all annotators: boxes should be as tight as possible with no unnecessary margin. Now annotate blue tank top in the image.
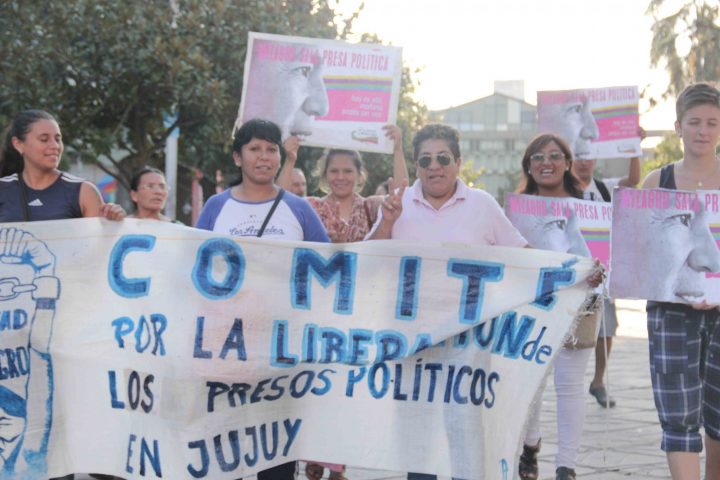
[0,172,84,222]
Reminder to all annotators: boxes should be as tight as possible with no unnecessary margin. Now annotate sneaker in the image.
[518,439,541,479]
[588,385,616,408]
[555,466,576,480]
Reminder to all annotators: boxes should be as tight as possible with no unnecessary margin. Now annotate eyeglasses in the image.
[529,151,566,163]
[138,183,169,192]
[417,154,453,168]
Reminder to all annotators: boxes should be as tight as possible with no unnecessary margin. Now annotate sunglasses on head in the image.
[417,154,453,168]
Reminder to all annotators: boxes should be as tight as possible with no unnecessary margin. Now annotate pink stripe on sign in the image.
[319,90,391,122]
[594,115,639,142]
[586,241,609,268]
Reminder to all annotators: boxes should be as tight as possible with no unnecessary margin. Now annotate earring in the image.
[528,170,531,174]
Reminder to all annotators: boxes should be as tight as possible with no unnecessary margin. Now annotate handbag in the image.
[563,294,602,349]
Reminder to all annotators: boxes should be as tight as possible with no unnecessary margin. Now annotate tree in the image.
[640,133,683,180]
[647,0,720,101]
[458,161,484,189]
[0,0,341,192]
[0,1,427,215]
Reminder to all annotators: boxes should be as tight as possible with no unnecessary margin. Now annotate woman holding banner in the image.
[279,126,406,479]
[197,118,328,480]
[278,124,407,243]
[0,110,125,480]
[515,133,598,480]
[0,110,125,222]
[639,82,720,480]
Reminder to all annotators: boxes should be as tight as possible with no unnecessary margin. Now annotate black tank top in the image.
[0,172,84,222]
[659,164,677,189]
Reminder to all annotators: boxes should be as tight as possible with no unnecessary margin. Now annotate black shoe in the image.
[589,385,616,408]
[556,467,576,480]
[518,439,540,479]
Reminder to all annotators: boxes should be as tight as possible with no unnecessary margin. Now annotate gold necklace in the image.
[683,158,719,188]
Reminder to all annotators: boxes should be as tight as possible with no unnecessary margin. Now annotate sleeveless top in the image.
[0,172,84,222]
[659,164,677,189]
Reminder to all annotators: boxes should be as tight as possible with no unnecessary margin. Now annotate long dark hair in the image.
[517,133,584,199]
[228,118,284,187]
[0,110,58,177]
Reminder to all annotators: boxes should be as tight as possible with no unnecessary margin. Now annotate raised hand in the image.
[380,176,408,225]
[283,135,302,164]
[383,124,403,152]
[587,260,605,288]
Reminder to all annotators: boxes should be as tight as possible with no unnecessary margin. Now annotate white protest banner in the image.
[0,219,594,479]
[610,187,720,303]
[537,86,641,160]
[505,193,612,268]
[235,32,402,154]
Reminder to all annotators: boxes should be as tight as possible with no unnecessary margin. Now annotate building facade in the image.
[431,91,537,200]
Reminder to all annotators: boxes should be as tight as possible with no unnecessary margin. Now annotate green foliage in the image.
[0,0,427,210]
[459,161,484,189]
[641,133,682,179]
[495,169,523,206]
[0,0,341,190]
[647,0,720,102]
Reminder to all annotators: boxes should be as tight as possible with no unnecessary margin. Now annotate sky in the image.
[336,0,677,132]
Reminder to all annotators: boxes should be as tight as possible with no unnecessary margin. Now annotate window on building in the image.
[508,100,521,124]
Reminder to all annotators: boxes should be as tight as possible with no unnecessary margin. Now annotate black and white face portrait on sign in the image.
[539,94,599,160]
[610,188,720,303]
[237,39,330,139]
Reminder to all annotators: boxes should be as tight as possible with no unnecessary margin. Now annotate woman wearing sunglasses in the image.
[515,133,597,480]
[279,125,408,243]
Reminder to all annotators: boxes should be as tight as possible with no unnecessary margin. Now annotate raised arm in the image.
[618,127,645,187]
[277,135,301,190]
[383,125,409,186]
[618,156,641,187]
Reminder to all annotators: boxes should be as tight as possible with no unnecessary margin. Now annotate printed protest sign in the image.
[236,32,403,154]
[505,193,612,268]
[610,187,720,303]
[0,219,594,479]
[537,86,641,160]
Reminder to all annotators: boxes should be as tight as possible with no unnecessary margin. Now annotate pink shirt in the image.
[370,179,528,246]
